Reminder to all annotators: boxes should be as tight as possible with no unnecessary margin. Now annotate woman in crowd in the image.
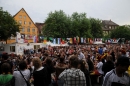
[78,59,91,86]
[32,57,48,86]
[102,55,115,76]
[43,57,55,86]
[13,60,30,86]
[0,63,15,86]
[55,56,68,86]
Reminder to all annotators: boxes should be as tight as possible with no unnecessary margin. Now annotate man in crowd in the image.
[102,56,130,86]
[58,55,86,86]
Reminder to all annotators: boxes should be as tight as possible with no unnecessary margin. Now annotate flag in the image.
[84,38,86,43]
[33,36,36,43]
[53,38,56,44]
[61,38,65,44]
[57,38,61,44]
[43,37,47,44]
[70,38,73,44]
[74,37,76,44]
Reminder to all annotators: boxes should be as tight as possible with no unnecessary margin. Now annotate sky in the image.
[0,0,130,25]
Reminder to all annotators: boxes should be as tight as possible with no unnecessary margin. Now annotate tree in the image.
[43,10,69,38]
[0,7,20,41]
[89,18,103,38]
[71,12,92,38]
[110,26,130,40]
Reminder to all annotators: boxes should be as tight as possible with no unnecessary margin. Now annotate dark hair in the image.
[59,57,64,63]
[45,57,53,66]
[78,60,86,72]
[19,60,27,70]
[69,55,79,68]
[1,63,11,74]
[116,56,130,66]
[2,53,9,60]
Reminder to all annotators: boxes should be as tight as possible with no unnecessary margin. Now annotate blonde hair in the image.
[32,57,42,70]
[106,55,113,62]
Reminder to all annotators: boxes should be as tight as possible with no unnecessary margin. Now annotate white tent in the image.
[46,42,69,46]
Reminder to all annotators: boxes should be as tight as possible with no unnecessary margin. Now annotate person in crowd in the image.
[110,50,116,62]
[102,55,115,76]
[78,59,91,86]
[13,60,30,86]
[58,55,86,86]
[55,56,68,86]
[98,46,103,55]
[96,58,104,75]
[78,50,85,60]
[32,57,48,86]
[102,56,130,86]
[0,63,15,86]
[43,57,55,86]
[0,53,13,74]
[86,54,94,72]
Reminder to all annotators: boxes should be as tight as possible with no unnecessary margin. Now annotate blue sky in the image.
[0,0,130,25]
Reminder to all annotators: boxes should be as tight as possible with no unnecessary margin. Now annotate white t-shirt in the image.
[102,69,130,86]
[13,69,30,86]
[96,61,104,74]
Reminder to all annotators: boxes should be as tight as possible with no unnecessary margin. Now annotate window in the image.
[34,45,40,50]
[109,26,111,29]
[21,27,25,32]
[32,28,35,32]
[24,21,26,25]
[10,46,15,52]
[19,21,22,24]
[19,15,22,19]
[29,22,31,25]
[27,28,30,32]
[27,34,30,39]
[0,46,4,51]
[24,16,26,19]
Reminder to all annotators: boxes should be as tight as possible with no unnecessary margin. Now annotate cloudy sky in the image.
[0,0,130,25]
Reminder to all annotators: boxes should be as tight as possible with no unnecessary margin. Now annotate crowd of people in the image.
[0,43,130,86]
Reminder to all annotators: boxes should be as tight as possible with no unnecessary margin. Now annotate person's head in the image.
[32,57,42,69]
[116,56,130,73]
[106,55,113,62]
[45,57,53,66]
[69,55,79,68]
[2,53,9,60]
[59,56,64,63]
[1,63,11,74]
[19,60,27,70]
[78,60,86,72]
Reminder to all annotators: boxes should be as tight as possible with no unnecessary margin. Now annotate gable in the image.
[13,8,38,36]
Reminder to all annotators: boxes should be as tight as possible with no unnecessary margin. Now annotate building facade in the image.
[102,20,119,36]
[7,8,38,44]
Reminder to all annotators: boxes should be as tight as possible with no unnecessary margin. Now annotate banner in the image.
[80,37,83,43]
[57,38,61,44]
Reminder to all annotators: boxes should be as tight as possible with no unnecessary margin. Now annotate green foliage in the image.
[110,26,130,40]
[43,10,69,38]
[71,12,92,38]
[43,10,92,38]
[89,18,103,38]
[0,7,20,40]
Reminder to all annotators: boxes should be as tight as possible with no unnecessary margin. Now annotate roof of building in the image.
[102,20,119,26]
